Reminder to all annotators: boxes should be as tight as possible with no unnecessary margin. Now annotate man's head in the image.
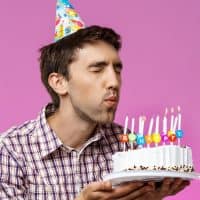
[40,25,122,123]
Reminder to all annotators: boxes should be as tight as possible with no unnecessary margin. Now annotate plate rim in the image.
[103,170,200,185]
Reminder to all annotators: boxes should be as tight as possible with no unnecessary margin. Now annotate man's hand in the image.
[142,178,190,200]
[75,178,190,200]
[75,181,154,200]
[158,178,190,198]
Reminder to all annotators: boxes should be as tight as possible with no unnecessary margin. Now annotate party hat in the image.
[55,0,85,41]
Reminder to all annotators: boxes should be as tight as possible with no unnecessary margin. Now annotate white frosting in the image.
[113,145,193,172]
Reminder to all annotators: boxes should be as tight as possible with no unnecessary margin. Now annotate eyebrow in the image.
[88,61,123,69]
[88,61,108,68]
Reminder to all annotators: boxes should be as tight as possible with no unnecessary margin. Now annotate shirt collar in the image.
[35,104,63,158]
[77,123,109,154]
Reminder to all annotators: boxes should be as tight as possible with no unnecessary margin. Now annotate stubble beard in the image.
[73,104,117,124]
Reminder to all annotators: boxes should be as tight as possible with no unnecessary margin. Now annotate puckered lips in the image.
[104,95,118,108]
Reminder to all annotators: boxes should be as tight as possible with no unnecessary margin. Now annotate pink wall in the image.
[0,0,199,198]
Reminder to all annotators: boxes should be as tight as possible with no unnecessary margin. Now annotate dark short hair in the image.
[39,25,122,108]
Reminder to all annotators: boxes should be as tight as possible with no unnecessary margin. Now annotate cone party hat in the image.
[55,0,85,41]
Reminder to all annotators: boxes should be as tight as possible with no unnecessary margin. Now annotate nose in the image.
[105,65,121,91]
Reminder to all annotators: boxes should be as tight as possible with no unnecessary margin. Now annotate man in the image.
[0,26,189,199]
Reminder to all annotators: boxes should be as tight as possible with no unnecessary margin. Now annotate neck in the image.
[47,101,97,149]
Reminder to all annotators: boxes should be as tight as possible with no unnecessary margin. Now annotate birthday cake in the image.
[113,145,193,172]
[113,107,194,173]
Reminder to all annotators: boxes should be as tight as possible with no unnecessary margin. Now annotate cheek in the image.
[69,77,101,102]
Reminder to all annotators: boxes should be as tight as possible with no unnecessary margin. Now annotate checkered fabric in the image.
[0,104,124,200]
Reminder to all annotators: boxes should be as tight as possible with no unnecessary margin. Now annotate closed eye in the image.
[114,62,123,73]
[88,61,108,72]
[88,61,123,73]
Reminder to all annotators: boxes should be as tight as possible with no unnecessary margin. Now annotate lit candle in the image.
[123,116,129,151]
[141,116,146,135]
[131,118,135,134]
[129,118,136,150]
[173,116,179,145]
[177,106,181,130]
[152,115,161,147]
[173,117,178,133]
[148,118,154,135]
[155,115,159,133]
[137,116,146,148]
[138,116,142,134]
[163,108,168,133]
[163,116,167,133]
[169,116,178,145]
[176,105,183,146]
[124,116,128,135]
[161,108,168,145]
[170,107,174,130]
[146,117,154,148]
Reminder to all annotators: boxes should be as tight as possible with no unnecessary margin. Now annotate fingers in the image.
[108,182,145,199]
[158,178,173,197]
[147,181,156,190]
[158,178,191,197]
[86,181,112,192]
[79,181,113,200]
[169,178,183,194]
[85,181,146,200]
[113,183,153,200]
[169,179,190,195]
[134,191,162,200]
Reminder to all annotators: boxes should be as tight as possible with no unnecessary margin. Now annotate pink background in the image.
[0,0,199,198]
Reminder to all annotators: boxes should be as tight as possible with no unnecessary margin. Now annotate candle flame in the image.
[177,105,181,112]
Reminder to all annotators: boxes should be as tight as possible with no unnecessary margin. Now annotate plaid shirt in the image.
[0,104,124,200]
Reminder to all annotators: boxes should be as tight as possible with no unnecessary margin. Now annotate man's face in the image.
[67,40,122,123]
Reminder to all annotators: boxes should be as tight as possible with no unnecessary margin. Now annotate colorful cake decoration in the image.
[120,106,185,149]
[55,0,85,41]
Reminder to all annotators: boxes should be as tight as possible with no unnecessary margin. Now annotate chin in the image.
[95,112,115,124]
[78,107,116,124]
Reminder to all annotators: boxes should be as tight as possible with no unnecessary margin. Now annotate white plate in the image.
[103,170,200,186]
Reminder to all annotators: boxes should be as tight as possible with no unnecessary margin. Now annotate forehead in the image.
[74,41,121,64]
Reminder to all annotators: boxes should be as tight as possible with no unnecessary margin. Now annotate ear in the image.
[48,73,68,95]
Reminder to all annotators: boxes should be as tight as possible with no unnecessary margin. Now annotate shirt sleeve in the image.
[0,144,26,199]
